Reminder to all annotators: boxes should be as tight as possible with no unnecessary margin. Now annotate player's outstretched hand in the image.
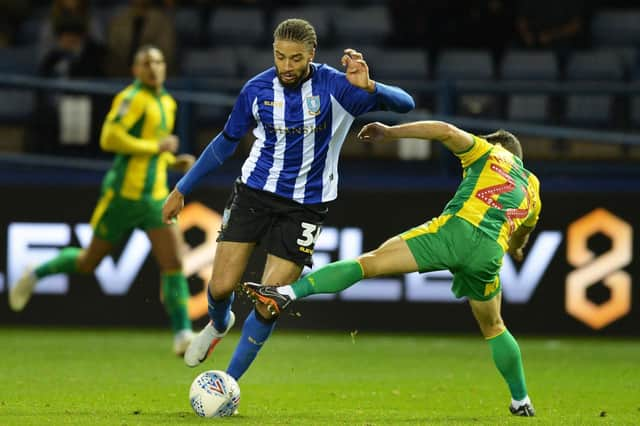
[163,188,185,224]
[341,48,374,92]
[171,154,196,173]
[357,122,391,144]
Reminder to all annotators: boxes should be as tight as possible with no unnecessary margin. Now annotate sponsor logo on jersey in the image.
[264,100,283,107]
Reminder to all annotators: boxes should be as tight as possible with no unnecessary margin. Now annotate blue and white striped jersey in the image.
[222,63,381,204]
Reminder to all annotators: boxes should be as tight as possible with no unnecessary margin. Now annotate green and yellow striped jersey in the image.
[99,80,177,201]
[442,136,542,251]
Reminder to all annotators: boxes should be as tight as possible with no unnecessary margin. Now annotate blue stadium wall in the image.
[1,170,638,336]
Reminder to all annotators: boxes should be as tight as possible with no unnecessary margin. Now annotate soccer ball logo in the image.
[189,370,240,417]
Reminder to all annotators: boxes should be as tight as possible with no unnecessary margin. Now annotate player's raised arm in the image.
[341,48,415,113]
[358,120,474,153]
[342,48,374,92]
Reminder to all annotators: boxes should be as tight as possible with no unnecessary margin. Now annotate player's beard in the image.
[277,66,309,88]
[277,74,301,88]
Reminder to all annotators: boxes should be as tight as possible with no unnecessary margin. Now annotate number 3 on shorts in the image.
[297,222,320,247]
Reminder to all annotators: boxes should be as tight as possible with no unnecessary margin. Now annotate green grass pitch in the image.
[0,327,638,425]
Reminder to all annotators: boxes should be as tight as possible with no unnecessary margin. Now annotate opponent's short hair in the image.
[482,129,523,159]
[135,44,161,59]
[273,18,317,51]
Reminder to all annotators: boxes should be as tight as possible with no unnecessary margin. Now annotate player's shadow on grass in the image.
[130,410,247,424]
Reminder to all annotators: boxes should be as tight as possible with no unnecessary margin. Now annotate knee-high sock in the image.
[207,289,234,333]
[226,309,276,380]
[34,247,81,278]
[487,329,528,400]
[289,259,364,299]
[162,271,191,333]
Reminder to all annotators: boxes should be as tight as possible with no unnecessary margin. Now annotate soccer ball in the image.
[189,370,240,417]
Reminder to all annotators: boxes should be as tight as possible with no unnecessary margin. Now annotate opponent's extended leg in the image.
[242,236,418,310]
[243,259,364,312]
[242,282,293,315]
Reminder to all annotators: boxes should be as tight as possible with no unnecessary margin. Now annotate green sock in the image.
[34,247,81,278]
[162,271,191,333]
[487,329,528,400]
[291,260,364,298]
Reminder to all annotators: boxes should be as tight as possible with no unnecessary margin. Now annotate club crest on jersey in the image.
[305,95,321,116]
[117,98,131,117]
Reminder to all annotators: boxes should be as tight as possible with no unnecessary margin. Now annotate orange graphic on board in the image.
[566,208,632,329]
[178,202,222,320]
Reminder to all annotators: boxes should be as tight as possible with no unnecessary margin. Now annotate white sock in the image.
[277,285,297,300]
[174,328,192,339]
[511,395,531,408]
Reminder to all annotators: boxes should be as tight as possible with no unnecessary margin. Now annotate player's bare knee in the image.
[480,319,505,338]
[76,254,97,273]
[358,252,381,278]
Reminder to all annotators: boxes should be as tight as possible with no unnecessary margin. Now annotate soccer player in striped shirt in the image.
[244,121,540,416]
[162,19,415,378]
[9,45,197,356]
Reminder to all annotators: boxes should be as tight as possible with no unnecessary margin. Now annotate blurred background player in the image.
[9,45,196,356]
[162,19,415,380]
[244,120,540,417]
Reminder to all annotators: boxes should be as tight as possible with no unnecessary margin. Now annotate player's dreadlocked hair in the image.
[482,129,523,159]
[273,19,317,51]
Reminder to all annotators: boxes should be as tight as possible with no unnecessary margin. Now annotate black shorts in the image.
[217,179,329,267]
